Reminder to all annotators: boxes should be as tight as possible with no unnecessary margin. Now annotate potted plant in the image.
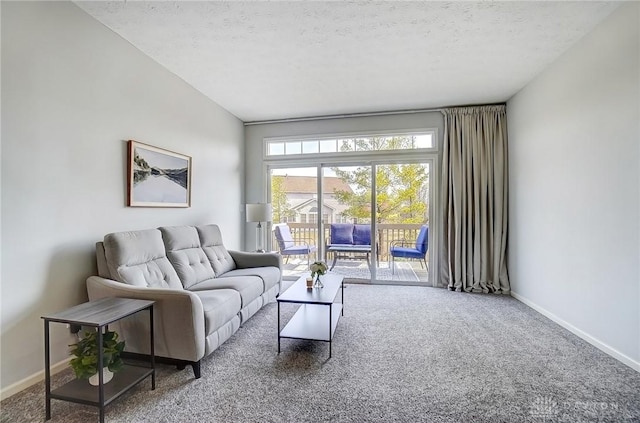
[310,261,328,288]
[69,329,125,386]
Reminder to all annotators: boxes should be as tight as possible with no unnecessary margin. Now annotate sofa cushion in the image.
[103,229,182,289]
[191,289,241,335]
[353,224,372,245]
[197,224,236,275]
[330,224,354,245]
[222,267,280,292]
[159,226,216,289]
[188,276,263,309]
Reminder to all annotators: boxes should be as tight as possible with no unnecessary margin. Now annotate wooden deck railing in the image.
[270,223,426,262]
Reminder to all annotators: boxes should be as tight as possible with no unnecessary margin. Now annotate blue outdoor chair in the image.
[274,224,316,267]
[389,225,429,274]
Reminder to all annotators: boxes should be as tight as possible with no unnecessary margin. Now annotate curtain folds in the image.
[440,105,510,293]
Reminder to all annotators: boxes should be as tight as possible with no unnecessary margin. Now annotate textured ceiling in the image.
[75,1,619,122]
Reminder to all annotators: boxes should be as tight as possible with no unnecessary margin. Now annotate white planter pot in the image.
[88,368,113,386]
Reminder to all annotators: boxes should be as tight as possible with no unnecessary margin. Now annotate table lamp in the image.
[246,203,272,252]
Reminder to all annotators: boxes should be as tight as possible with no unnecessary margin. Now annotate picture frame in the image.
[127,140,192,207]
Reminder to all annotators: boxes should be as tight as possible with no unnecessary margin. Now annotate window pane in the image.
[355,138,373,151]
[286,142,301,155]
[268,132,434,157]
[302,141,319,154]
[269,142,285,156]
[413,134,433,148]
[380,136,394,150]
[320,139,337,153]
[339,139,354,152]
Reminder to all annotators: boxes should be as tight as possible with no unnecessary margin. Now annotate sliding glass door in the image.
[269,167,319,279]
[322,165,372,282]
[268,160,433,285]
[374,162,430,284]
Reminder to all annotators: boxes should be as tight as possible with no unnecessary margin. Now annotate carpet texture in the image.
[1,284,639,422]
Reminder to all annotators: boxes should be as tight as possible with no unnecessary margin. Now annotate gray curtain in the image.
[440,105,510,293]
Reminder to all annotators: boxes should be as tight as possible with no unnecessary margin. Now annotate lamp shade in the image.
[246,203,272,223]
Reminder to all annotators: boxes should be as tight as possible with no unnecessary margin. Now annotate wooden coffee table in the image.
[277,274,344,358]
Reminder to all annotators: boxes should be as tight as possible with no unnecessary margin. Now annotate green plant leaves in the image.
[68,330,125,379]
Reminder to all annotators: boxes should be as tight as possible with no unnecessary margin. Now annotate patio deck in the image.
[273,222,429,283]
[281,257,428,283]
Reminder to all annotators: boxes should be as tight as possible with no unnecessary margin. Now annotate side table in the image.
[42,297,155,423]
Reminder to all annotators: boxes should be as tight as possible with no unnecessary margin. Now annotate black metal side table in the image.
[42,297,155,423]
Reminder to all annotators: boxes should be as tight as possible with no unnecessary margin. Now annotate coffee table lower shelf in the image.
[280,303,343,342]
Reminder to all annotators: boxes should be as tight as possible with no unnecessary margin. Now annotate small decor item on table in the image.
[306,276,314,289]
[69,329,125,386]
[310,261,328,288]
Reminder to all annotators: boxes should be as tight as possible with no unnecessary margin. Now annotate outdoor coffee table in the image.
[277,273,344,358]
[326,245,372,271]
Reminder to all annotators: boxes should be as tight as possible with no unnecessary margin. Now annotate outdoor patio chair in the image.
[273,223,316,267]
[389,225,429,274]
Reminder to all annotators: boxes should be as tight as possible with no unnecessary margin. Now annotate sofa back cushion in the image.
[330,224,354,245]
[353,224,371,246]
[103,229,182,289]
[415,225,429,254]
[197,224,236,275]
[159,226,216,289]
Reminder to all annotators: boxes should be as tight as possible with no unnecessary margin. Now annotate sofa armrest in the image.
[229,250,282,270]
[86,276,205,362]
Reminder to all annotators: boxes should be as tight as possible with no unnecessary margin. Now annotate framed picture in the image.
[127,140,192,207]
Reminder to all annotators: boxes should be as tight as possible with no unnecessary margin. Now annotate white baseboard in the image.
[0,357,71,401]
[511,291,640,372]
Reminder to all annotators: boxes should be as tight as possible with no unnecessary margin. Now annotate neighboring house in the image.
[272,175,354,224]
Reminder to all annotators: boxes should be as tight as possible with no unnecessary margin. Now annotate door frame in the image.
[265,153,439,287]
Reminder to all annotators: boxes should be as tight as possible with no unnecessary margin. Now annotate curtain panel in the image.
[440,105,510,293]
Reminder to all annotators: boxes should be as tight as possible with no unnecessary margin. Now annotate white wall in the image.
[507,3,639,368]
[1,2,244,395]
[244,112,444,249]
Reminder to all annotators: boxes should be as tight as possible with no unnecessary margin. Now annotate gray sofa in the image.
[86,224,281,378]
